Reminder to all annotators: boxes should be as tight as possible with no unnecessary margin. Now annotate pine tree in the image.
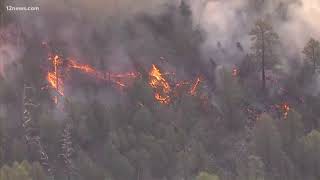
[250,19,279,90]
[303,38,320,73]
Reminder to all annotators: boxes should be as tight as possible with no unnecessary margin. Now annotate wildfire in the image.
[68,59,97,75]
[46,54,64,103]
[68,59,139,88]
[273,102,291,119]
[148,64,203,104]
[281,102,290,119]
[43,43,203,105]
[47,72,64,96]
[149,64,171,104]
[45,52,140,104]
[45,50,139,89]
[189,77,201,96]
[108,72,140,88]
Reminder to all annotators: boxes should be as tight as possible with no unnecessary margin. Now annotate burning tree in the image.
[148,64,202,104]
[250,18,279,90]
[44,46,140,105]
[303,38,320,73]
[149,64,172,104]
[47,54,64,104]
[189,77,201,96]
[43,47,203,106]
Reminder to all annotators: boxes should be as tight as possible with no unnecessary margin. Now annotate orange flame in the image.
[189,77,201,96]
[69,59,97,75]
[47,55,64,100]
[43,43,140,105]
[281,102,290,119]
[68,58,139,88]
[43,43,204,105]
[148,65,203,104]
[47,72,64,96]
[274,102,291,120]
[149,64,171,104]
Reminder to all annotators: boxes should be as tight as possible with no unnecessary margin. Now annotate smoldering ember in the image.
[0,0,319,180]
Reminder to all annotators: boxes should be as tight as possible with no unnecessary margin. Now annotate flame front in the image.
[44,43,202,105]
[69,59,97,75]
[189,77,201,96]
[68,59,139,88]
[46,57,202,105]
[45,53,139,104]
[149,64,171,104]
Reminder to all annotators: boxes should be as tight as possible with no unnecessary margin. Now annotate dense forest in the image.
[0,0,320,180]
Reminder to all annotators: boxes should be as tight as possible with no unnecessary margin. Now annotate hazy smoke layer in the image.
[0,25,24,78]
[5,0,320,69]
[280,0,320,51]
[195,0,320,63]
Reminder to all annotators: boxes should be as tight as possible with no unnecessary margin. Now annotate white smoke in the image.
[0,25,24,78]
[279,0,320,53]
[192,0,320,64]
[6,0,320,71]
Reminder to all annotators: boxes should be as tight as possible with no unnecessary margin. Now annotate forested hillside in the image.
[0,0,319,180]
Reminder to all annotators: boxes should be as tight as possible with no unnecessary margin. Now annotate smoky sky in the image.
[3,0,320,69]
[195,0,320,63]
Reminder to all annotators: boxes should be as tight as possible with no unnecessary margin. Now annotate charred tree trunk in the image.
[0,0,4,27]
[23,85,54,178]
[261,32,266,90]
[313,47,316,73]
[55,56,59,104]
[60,121,74,180]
